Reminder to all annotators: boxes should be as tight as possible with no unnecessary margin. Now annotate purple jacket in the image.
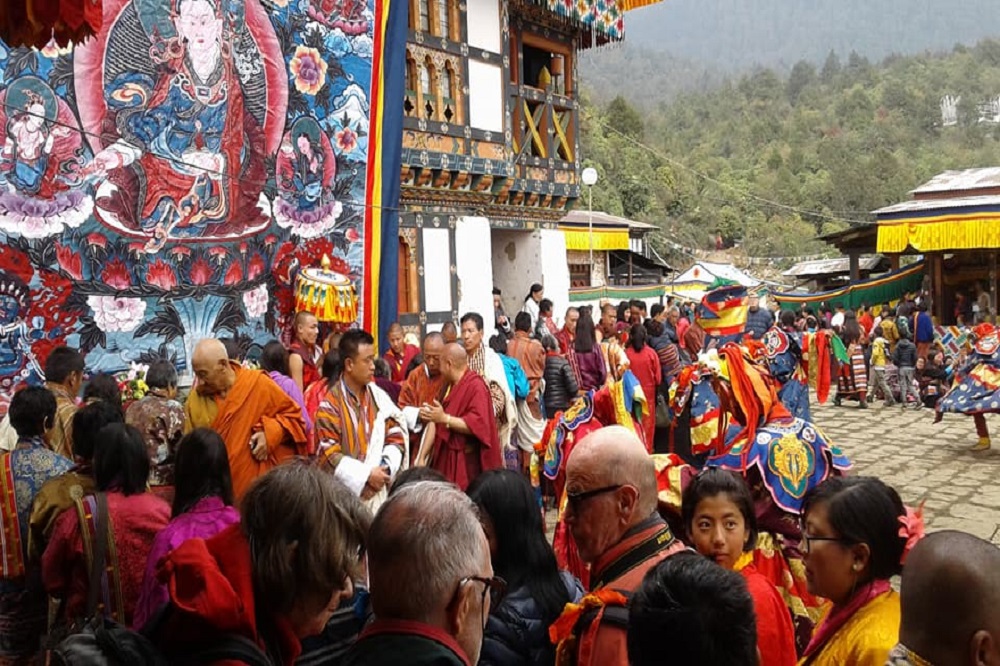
[575,347,607,393]
[268,370,313,433]
[132,496,240,630]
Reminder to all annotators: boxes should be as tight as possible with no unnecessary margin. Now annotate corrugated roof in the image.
[782,255,887,278]
[910,167,1000,195]
[873,194,1000,216]
[560,210,657,231]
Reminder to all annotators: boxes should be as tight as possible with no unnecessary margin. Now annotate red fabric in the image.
[625,345,661,452]
[289,342,321,389]
[303,379,330,454]
[42,492,170,628]
[556,328,575,356]
[384,344,420,384]
[858,312,874,338]
[741,565,797,666]
[431,370,501,490]
[155,524,302,666]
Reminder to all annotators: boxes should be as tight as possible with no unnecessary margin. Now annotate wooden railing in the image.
[511,85,575,166]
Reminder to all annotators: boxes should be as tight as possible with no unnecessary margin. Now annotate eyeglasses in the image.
[566,484,622,511]
[801,533,854,553]
[460,575,507,627]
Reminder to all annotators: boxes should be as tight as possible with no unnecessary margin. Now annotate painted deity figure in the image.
[0,274,41,380]
[2,95,54,195]
[85,0,267,251]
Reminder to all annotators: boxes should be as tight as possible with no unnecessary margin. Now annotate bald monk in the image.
[398,333,447,460]
[184,339,308,499]
[288,311,322,392]
[441,321,459,344]
[419,343,501,490]
[552,426,685,666]
[890,530,1000,665]
[384,323,420,384]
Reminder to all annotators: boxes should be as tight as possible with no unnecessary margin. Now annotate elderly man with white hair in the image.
[551,426,686,666]
[344,481,501,666]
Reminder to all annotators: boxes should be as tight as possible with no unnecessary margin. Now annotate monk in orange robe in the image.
[422,343,501,490]
[398,333,447,461]
[184,339,308,499]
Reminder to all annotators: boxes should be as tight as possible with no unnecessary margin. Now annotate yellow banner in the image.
[877,214,1000,253]
[562,228,630,251]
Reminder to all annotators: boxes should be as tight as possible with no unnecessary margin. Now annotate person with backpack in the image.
[550,427,685,665]
[42,423,171,629]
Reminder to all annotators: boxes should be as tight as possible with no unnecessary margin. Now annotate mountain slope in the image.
[618,0,1000,71]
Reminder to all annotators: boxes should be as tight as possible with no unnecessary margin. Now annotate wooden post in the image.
[628,250,634,286]
[930,252,944,323]
[992,252,998,324]
[848,252,860,283]
[890,254,900,271]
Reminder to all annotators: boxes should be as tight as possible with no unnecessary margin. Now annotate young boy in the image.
[869,332,895,406]
[892,332,920,409]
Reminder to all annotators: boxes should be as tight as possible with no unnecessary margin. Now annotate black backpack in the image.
[46,616,274,666]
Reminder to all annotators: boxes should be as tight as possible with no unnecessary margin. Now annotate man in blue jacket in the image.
[914,302,935,360]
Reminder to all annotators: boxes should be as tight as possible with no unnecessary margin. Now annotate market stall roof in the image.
[910,167,1000,198]
[560,210,657,232]
[818,225,878,254]
[783,255,889,279]
[672,260,760,287]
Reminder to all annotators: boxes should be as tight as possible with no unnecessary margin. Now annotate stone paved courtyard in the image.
[813,399,1000,544]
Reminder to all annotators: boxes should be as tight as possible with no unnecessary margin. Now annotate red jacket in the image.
[153,524,302,665]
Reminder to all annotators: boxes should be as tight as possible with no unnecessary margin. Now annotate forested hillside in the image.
[616,0,1000,72]
[579,40,1000,265]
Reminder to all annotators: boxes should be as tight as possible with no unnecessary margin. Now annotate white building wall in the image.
[491,229,541,319]
[539,229,570,326]
[466,0,501,52]
[421,227,453,315]
[456,216,498,337]
[468,61,504,133]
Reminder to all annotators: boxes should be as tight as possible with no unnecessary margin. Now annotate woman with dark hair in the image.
[303,349,342,455]
[42,423,170,628]
[134,428,239,629]
[682,468,796,666]
[467,469,582,666]
[834,311,868,408]
[126,360,184,486]
[260,340,313,435]
[798,476,908,665]
[573,309,607,393]
[373,357,402,405]
[624,324,660,451]
[616,300,630,323]
[521,283,544,330]
[83,372,123,411]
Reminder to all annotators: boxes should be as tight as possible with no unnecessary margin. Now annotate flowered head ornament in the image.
[898,500,926,565]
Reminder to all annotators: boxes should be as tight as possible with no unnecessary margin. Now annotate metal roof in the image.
[560,210,657,231]
[910,167,1000,195]
[672,261,760,287]
[873,194,1000,216]
[782,255,887,278]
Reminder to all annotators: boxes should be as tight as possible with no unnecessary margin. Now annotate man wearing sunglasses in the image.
[346,481,503,666]
[553,426,686,666]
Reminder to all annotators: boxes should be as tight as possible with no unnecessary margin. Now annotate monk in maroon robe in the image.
[421,343,501,490]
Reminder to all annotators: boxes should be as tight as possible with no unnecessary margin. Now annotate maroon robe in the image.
[431,370,501,490]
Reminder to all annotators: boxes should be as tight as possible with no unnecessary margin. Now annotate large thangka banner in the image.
[0,0,405,413]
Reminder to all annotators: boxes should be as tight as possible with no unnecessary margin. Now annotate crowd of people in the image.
[0,285,997,666]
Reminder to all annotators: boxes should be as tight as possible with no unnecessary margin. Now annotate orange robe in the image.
[399,365,447,409]
[184,363,308,499]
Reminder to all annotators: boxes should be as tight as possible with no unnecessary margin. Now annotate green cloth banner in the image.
[569,285,666,302]
[771,261,926,311]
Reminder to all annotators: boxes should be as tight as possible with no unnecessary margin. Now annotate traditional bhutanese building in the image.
[873,167,1000,324]
[394,0,662,336]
